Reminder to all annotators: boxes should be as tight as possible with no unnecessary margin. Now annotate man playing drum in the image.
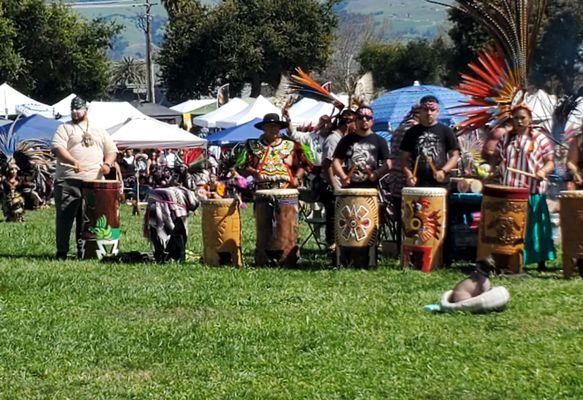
[51,96,118,259]
[399,96,460,188]
[488,104,556,270]
[332,106,391,188]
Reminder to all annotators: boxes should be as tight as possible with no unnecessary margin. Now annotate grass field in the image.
[0,205,581,399]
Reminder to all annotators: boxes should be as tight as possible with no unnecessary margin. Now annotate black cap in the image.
[71,96,87,110]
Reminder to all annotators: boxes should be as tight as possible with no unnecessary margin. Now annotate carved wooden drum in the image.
[80,179,121,260]
[201,198,243,267]
[477,184,529,273]
[254,189,299,267]
[401,187,447,272]
[334,188,379,268]
[559,190,583,278]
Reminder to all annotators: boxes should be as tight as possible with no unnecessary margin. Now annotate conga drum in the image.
[559,190,583,278]
[401,187,447,272]
[335,188,379,268]
[80,180,121,260]
[254,189,299,266]
[201,198,243,267]
[476,184,529,273]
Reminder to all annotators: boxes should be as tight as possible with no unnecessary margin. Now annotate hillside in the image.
[58,0,450,59]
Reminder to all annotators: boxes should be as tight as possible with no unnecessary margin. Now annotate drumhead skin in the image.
[255,189,299,197]
[401,187,447,196]
[335,188,378,196]
[559,190,583,198]
[201,198,236,205]
[482,184,529,199]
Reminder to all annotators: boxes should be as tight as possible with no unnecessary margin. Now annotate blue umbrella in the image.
[0,114,61,143]
[371,83,471,131]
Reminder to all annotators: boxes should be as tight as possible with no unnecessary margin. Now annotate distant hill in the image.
[58,0,450,59]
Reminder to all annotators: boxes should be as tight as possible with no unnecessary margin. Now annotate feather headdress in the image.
[287,67,345,109]
[427,0,547,132]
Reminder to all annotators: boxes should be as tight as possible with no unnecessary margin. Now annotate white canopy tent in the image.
[0,82,51,117]
[87,101,147,130]
[52,93,76,118]
[290,95,349,127]
[215,95,280,129]
[192,98,248,128]
[171,98,216,114]
[288,98,319,121]
[108,117,206,149]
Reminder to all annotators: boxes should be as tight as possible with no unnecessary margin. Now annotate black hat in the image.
[71,96,87,110]
[254,113,288,130]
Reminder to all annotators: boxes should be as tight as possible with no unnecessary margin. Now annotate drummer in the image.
[236,113,307,190]
[490,104,556,270]
[332,106,391,188]
[566,126,583,190]
[51,96,118,260]
[399,96,460,188]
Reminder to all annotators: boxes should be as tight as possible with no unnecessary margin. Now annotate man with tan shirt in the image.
[51,96,118,259]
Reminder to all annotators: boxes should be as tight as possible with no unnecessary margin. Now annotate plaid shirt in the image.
[497,128,553,194]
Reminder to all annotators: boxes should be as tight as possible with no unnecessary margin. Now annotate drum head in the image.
[402,187,447,196]
[255,189,299,198]
[335,188,378,196]
[559,190,583,198]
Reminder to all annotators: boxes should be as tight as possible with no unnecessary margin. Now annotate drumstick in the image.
[507,167,542,180]
[412,156,420,178]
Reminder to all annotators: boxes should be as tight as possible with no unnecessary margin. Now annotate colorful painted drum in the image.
[335,188,379,268]
[559,190,583,278]
[254,189,299,267]
[476,184,529,273]
[80,179,121,260]
[201,198,243,267]
[401,187,447,272]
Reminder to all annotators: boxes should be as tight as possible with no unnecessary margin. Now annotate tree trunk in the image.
[250,75,262,98]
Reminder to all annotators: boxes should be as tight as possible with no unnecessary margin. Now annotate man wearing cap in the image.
[236,113,304,190]
[332,106,391,189]
[399,95,460,188]
[51,96,118,259]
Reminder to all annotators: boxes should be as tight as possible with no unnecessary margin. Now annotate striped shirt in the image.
[496,128,553,194]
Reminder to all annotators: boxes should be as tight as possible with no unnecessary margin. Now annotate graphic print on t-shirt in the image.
[415,129,447,182]
[347,142,376,182]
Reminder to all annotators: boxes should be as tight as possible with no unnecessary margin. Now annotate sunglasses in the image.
[358,115,373,121]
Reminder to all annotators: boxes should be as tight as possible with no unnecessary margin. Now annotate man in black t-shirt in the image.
[333,106,391,189]
[399,96,460,187]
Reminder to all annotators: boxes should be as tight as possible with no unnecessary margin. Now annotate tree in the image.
[0,5,24,83]
[159,0,338,102]
[109,57,147,91]
[358,39,449,90]
[323,13,386,96]
[0,0,121,103]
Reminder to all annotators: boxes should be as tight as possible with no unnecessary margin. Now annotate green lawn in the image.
[0,206,581,399]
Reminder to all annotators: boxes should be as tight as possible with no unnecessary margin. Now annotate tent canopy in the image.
[215,95,280,129]
[0,83,51,117]
[171,99,216,114]
[206,118,263,145]
[108,117,206,149]
[290,95,348,127]
[0,114,61,143]
[52,93,76,118]
[131,101,182,124]
[87,101,147,130]
[193,98,248,128]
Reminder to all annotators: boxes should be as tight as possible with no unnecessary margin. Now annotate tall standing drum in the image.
[201,198,243,267]
[559,190,583,278]
[254,189,299,267]
[335,188,379,267]
[401,187,447,272]
[80,179,121,260]
[477,184,529,273]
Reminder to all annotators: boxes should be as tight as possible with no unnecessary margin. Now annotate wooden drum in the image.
[254,189,299,267]
[335,188,379,268]
[401,187,447,272]
[80,179,121,260]
[477,184,529,273]
[201,198,243,267]
[559,190,583,278]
